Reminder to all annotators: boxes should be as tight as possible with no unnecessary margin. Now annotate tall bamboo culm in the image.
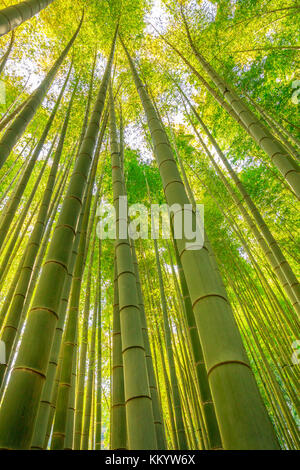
[109,83,157,450]
[122,40,280,450]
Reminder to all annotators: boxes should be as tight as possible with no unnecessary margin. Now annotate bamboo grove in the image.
[0,0,299,451]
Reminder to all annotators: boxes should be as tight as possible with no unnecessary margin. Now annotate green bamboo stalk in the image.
[0,138,31,187]
[123,42,279,450]
[0,61,72,246]
[0,0,55,36]
[0,157,69,399]
[109,83,157,450]
[17,147,74,314]
[152,304,178,450]
[189,163,298,339]
[153,237,188,450]
[63,331,78,450]
[29,158,77,450]
[169,239,221,449]
[74,231,96,449]
[0,96,30,132]
[40,190,86,451]
[0,138,55,283]
[81,263,97,449]
[0,157,27,209]
[0,83,29,126]
[95,238,102,450]
[111,257,127,450]
[0,204,38,328]
[131,239,167,449]
[245,93,300,154]
[74,129,106,450]
[0,80,78,387]
[183,100,299,316]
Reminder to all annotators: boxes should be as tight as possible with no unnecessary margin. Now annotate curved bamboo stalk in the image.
[0,0,55,37]
[95,238,102,450]
[0,31,14,76]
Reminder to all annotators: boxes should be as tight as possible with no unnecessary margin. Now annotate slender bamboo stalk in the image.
[245,93,300,153]
[73,232,96,449]
[153,237,188,450]
[81,260,97,449]
[0,80,78,387]
[95,238,102,450]
[0,204,38,328]
[0,96,30,132]
[0,31,14,76]
[131,239,167,449]
[111,256,127,450]
[109,83,157,450]
[0,146,53,284]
